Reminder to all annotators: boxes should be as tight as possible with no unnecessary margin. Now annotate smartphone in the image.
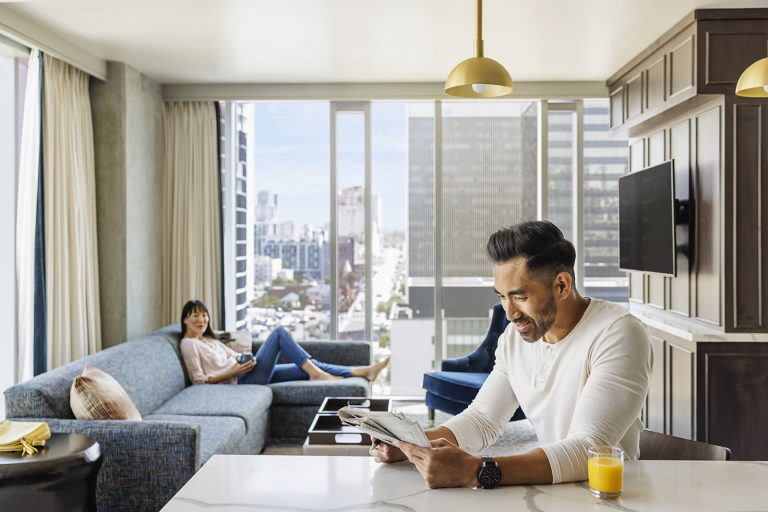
[237,353,254,364]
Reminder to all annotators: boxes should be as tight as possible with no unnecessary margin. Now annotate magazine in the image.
[337,406,431,448]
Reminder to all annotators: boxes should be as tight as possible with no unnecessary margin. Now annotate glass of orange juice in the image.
[587,446,624,499]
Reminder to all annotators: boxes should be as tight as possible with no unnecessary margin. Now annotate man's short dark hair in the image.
[486,220,576,282]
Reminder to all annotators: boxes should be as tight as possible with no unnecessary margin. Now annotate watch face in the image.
[478,463,502,489]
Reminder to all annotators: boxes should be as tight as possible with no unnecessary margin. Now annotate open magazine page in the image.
[337,406,431,448]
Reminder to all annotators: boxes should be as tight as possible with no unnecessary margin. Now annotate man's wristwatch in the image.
[476,456,502,489]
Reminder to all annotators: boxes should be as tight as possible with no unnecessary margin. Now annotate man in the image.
[371,220,652,489]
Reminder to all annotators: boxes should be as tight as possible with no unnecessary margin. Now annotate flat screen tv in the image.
[618,160,676,276]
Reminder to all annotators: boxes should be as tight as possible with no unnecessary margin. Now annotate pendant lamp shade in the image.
[445,56,513,98]
[445,0,513,98]
[735,57,768,97]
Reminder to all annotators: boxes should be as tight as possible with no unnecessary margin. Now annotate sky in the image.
[251,101,410,231]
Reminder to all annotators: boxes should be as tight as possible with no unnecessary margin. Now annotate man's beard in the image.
[514,295,557,342]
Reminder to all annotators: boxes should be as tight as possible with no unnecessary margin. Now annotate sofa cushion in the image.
[4,336,186,419]
[144,414,245,464]
[268,378,368,406]
[152,384,272,433]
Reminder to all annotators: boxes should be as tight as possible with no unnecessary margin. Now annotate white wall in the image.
[0,54,18,419]
[390,318,444,396]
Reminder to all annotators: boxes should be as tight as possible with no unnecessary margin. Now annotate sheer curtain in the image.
[42,54,101,368]
[162,101,221,326]
[15,49,41,382]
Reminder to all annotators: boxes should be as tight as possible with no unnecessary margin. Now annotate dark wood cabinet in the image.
[608,10,768,138]
[643,325,768,460]
[615,8,768,462]
[611,9,768,334]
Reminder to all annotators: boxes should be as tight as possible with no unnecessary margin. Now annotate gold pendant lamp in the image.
[736,57,768,97]
[444,0,513,98]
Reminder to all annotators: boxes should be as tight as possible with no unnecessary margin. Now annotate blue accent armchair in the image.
[422,304,526,425]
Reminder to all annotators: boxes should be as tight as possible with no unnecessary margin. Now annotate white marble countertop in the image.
[162,455,768,511]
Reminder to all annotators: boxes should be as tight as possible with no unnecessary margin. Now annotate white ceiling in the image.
[5,0,768,84]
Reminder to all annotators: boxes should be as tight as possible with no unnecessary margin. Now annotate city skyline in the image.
[252,102,409,232]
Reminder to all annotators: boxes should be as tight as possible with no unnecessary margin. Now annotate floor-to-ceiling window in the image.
[245,101,331,340]
[582,99,628,302]
[438,101,538,360]
[221,96,626,394]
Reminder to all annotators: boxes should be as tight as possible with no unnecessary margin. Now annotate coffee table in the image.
[302,396,423,456]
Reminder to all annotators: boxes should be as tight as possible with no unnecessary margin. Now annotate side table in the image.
[0,433,102,511]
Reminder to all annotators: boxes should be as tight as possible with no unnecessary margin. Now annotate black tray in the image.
[317,397,390,414]
[307,414,371,445]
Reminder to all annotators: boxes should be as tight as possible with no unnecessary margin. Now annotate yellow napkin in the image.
[0,421,51,456]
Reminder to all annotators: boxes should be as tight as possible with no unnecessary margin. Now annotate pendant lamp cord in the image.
[475,0,484,57]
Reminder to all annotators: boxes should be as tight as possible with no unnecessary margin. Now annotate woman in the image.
[179,299,389,385]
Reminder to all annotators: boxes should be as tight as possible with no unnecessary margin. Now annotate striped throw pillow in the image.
[70,365,142,420]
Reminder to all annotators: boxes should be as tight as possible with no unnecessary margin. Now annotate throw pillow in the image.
[218,329,252,352]
[229,330,253,352]
[70,365,142,420]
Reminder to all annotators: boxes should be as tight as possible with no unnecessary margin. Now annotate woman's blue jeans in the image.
[238,326,352,384]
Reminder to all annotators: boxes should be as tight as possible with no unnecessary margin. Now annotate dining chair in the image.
[639,429,731,461]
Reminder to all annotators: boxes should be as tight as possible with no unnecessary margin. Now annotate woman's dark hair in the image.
[486,220,576,282]
[180,299,218,339]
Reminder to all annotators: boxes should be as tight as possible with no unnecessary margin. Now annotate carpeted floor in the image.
[263,400,539,456]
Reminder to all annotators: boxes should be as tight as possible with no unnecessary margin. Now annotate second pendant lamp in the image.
[445,0,513,98]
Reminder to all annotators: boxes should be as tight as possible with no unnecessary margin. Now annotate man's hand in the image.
[393,438,482,489]
[369,437,407,463]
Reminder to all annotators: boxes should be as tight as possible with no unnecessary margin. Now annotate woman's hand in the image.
[206,359,257,384]
[233,359,256,376]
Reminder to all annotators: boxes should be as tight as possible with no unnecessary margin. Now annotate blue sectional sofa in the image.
[4,324,370,512]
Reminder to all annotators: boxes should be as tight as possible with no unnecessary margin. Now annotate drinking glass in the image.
[587,446,624,498]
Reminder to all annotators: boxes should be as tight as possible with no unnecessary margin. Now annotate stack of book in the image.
[0,421,51,456]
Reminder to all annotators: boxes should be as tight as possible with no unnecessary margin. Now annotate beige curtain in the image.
[42,54,101,368]
[162,101,221,326]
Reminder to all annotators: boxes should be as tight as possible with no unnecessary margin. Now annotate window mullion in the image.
[329,104,338,340]
[574,100,585,292]
[433,100,443,370]
[364,103,373,346]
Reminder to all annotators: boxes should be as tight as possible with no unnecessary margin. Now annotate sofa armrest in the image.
[23,418,200,512]
[252,339,371,367]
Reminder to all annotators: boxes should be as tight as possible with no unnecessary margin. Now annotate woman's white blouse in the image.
[180,336,240,385]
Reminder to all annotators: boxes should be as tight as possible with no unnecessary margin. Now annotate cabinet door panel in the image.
[694,107,721,325]
[626,73,643,120]
[698,344,768,460]
[668,342,695,439]
[646,335,666,433]
[646,56,666,111]
[610,87,624,128]
[629,272,645,303]
[669,35,695,98]
[669,119,691,316]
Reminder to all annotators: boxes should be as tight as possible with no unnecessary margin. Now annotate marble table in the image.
[162,455,768,512]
